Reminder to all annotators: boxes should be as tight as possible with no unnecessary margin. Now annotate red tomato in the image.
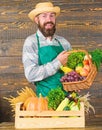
[83,60,89,65]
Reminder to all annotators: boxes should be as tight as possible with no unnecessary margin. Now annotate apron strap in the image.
[55,38,63,47]
[36,33,40,48]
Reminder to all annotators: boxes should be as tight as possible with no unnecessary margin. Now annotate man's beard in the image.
[38,22,56,37]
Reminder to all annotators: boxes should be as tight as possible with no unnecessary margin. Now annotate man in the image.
[22,2,72,97]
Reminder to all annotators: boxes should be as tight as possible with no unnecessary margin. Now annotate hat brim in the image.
[28,6,60,21]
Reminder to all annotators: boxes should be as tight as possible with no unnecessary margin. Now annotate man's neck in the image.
[46,36,53,41]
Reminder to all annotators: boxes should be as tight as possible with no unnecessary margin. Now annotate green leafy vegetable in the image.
[63,106,70,111]
[89,49,102,70]
[47,87,66,110]
[67,52,85,69]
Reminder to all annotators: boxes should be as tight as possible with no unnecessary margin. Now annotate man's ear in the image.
[34,17,38,24]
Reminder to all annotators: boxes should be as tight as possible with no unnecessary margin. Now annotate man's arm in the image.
[22,37,62,83]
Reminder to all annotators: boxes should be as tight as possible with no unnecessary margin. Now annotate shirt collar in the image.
[36,29,57,41]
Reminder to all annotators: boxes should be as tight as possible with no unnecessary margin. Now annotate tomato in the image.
[83,60,89,65]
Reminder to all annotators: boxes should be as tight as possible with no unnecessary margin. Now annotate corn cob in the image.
[56,98,69,111]
[60,66,72,74]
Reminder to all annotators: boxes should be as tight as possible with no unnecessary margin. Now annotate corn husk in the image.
[3,86,36,112]
[80,92,95,114]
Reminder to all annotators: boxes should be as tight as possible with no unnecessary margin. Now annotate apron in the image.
[35,33,64,97]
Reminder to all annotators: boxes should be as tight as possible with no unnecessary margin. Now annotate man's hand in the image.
[57,51,70,66]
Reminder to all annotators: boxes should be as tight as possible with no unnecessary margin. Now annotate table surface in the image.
[0,122,102,130]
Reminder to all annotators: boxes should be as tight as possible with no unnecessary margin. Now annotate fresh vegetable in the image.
[75,63,83,73]
[83,65,90,72]
[68,101,80,110]
[84,54,92,61]
[23,93,48,111]
[67,91,79,100]
[79,67,89,77]
[37,93,48,111]
[75,61,90,76]
[47,87,66,110]
[23,96,38,111]
[56,98,69,111]
[89,49,102,70]
[67,92,79,104]
[67,51,85,69]
[3,87,36,112]
[60,66,73,74]
[63,106,70,110]
[65,92,80,111]
[83,59,90,65]
[80,92,95,113]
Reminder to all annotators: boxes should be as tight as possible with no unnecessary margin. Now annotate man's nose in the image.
[46,16,52,21]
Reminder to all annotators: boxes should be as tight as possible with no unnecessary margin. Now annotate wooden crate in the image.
[15,102,85,129]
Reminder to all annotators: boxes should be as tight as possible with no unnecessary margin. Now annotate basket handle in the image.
[68,49,92,67]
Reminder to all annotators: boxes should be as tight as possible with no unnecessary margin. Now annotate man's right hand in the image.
[57,51,70,66]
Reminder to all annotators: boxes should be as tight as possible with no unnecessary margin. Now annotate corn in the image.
[56,98,69,111]
[60,66,72,74]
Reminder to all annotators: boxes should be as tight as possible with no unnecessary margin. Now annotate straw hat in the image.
[28,2,60,21]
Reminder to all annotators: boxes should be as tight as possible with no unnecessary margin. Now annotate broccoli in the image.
[67,52,85,69]
[47,87,66,110]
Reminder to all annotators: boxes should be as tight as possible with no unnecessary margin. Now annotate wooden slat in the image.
[15,103,85,128]
[0,57,23,73]
[0,38,102,57]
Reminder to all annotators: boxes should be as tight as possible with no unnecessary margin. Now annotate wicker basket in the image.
[62,49,97,91]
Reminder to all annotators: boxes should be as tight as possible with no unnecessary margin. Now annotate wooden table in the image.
[0,121,102,130]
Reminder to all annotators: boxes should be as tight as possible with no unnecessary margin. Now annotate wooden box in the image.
[15,102,85,129]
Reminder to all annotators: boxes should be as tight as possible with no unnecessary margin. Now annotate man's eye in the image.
[42,15,46,17]
[50,14,55,18]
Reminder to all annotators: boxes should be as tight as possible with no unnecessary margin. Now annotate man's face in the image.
[35,12,56,37]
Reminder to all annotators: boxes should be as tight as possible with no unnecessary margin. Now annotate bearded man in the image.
[22,2,72,97]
